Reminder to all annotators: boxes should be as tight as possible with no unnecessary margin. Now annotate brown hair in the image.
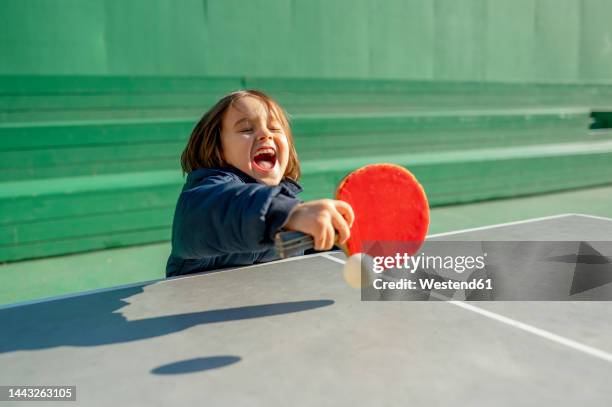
[180,89,301,181]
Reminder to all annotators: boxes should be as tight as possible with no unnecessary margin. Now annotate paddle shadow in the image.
[151,356,242,375]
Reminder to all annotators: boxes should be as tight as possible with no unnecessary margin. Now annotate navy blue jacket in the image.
[165,166,303,277]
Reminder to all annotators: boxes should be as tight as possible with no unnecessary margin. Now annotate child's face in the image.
[221,96,290,186]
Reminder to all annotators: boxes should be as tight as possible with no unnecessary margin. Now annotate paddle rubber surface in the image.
[336,164,429,257]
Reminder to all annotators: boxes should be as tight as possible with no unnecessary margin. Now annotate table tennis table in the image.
[1,213,612,406]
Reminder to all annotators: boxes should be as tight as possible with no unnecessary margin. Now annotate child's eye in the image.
[269,127,283,132]
[240,128,253,133]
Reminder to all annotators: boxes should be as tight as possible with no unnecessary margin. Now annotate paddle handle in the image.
[274,231,315,259]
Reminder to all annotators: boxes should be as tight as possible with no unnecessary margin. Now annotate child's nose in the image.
[257,129,274,141]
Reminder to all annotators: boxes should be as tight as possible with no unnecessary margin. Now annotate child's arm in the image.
[172,174,300,258]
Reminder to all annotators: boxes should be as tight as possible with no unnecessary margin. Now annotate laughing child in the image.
[166,90,354,277]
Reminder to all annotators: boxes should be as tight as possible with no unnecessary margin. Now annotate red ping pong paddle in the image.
[275,163,430,259]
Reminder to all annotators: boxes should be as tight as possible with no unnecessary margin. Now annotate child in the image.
[166,90,354,277]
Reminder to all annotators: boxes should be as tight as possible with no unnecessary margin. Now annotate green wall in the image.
[1,0,612,82]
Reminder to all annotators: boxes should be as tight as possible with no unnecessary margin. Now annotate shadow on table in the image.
[151,356,242,375]
[0,284,334,354]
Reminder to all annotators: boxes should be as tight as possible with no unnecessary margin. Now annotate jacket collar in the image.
[188,166,303,196]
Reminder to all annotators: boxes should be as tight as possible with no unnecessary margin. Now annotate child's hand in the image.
[284,200,355,251]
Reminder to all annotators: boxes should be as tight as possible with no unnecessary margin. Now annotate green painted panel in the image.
[104,0,208,75]
[368,0,435,79]
[0,109,591,181]
[299,141,612,203]
[433,0,486,80]
[206,0,293,78]
[289,0,371,78]
[580,0,612,81]
[0,76,610,119]
[0,119,193,150]
[1,1,612,82]
[0,207,173,246]
[0,227,170,263]
[293,112,589,160]
[0,0,106,74]
[0,107,202,123]
[534,0,580,82]
[0,142,184,171]
[0,160,180,184]
[485,0,536,81]
[0,182,182,226]
[0,170,182,201]
[0,75,242,95]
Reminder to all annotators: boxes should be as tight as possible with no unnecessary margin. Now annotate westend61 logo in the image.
[359,240,612,301]
[371,252,487,274]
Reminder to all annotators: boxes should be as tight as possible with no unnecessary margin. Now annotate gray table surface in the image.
[1,213,612,406]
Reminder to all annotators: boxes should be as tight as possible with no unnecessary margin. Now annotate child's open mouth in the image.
[252,147,277,172]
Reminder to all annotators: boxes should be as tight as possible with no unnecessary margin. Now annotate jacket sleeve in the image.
[171,174,300,259]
